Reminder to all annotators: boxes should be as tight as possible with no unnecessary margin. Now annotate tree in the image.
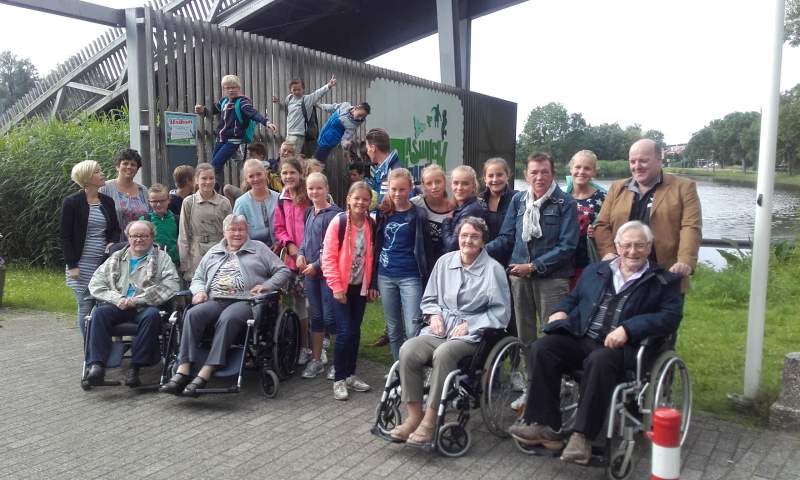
[0,51,38,114]
[787,0,800,47]
[778,84,800,174]
[517,102,588,164]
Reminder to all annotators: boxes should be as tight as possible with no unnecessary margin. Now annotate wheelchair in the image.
[160,291,300,398]
[371,328,525,457]
[513,335,692,480]
[80,290,192,390]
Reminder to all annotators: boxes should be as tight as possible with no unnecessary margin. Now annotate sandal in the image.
[159,372,191,395]
[182,376,208,397]
[406,423,435,447]
[387,426,411,444]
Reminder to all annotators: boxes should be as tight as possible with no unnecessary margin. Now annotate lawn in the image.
[3,251,799,425]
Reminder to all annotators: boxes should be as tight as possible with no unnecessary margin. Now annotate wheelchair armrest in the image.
[252,291,279,305]
[174,289,193,298]
[635,335,674,383]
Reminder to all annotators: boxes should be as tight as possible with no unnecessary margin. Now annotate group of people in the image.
[59,69,702,462]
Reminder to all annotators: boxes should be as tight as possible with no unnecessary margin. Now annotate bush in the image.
[595,160,630,179]
[0,111,129,266]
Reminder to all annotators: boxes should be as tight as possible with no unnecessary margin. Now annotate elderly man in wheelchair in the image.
[84,220,180,388]
[159,214,291,397]
[509,220,685,468]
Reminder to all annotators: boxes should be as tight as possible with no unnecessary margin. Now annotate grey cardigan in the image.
[190,238,291,295]
[419,249,511,343]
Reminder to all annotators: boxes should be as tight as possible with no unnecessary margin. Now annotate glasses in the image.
[225,227,247,233]
[616,242,649,251]
[130,234,152,240]
[458,234,482,242]
[149,199,168,204]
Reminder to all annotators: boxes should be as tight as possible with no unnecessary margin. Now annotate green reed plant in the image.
[0,110,129,266]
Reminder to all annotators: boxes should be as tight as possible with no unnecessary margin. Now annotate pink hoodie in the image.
[273,188,308,271]
[321,213,374,296]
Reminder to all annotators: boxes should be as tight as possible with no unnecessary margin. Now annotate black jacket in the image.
[59,191,121,269]
[440,196,489,253]
[479,184,517,240]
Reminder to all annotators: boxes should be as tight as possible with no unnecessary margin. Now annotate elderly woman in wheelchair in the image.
[384,216,511,447]
[159,214,291,397]
[508,220,686,470]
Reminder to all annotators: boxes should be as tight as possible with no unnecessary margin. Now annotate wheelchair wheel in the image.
[374,394,402,435]
[644,350,692,445]
[437,422,472,457]
[273,309,300,380]
[606,450,634,480]
[481,337,524,437]
[261,368,279,398]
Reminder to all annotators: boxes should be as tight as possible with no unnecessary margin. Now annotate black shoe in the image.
[371,334,390,347]
[159,372,191,395]
[125,367,141,388]
[86,364,106,386]
[182,376,208,398]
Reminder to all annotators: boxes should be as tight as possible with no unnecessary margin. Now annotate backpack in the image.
[220,97,256,143]
[333,212,375,251]
[285,94,320,139]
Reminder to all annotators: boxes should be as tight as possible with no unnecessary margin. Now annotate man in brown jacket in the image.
[594,139,702,282]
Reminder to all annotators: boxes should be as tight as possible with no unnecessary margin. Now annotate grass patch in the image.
[5,250,800,425]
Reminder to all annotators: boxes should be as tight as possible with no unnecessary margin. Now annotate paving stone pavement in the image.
[1,309,800,480]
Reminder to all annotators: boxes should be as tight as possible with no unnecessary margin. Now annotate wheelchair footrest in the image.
[192,386,240,395]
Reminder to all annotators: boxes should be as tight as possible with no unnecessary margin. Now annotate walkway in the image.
[1,310,799,480]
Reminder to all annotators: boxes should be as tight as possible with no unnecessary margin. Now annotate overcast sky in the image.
[1,0,799,144]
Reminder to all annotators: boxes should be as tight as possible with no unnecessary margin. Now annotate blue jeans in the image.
[211,141,240,190]
[71,285,94,338]
[378,275,423,361]
[323,284,367,381]
[305,275,335,333]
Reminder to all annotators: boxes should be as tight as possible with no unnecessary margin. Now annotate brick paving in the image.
[1,309,799,480]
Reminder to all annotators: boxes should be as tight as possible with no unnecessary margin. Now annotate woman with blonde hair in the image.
[233,158,280,248]
[566,150,606,286]
[411,163,453,261]
[479,157,517,240]
[441,165,488,252]
[60,160,121,336]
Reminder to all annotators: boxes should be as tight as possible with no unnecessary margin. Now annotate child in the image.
[348,162,368,184]
[566,149,606,287]
[374,168,432,361]
[321,181,378,400]
[273,157,312,364]
[223,142,281,205]
[441,165,488,253]
[410,163,454,262]
[141,183,180,266]
[297,172,342,379]
[169,165,195,226]
[479,157,517,240]
[273,76,336,155]
[194,75,278,189]
[313,102,371,164]
[178,163,232,281]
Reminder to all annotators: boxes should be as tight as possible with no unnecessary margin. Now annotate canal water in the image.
[513,176,800,269]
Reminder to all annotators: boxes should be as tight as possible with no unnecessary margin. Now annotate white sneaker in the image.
[327,366,336,381]
[320,348,328,365]
[333,380,349,400]
[297,347,312,366]
[346,375,371,392]
[301,359,324,379]
[510,392,528,411]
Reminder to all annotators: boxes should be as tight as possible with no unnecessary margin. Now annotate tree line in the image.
[683,84,800,174]
[514,102,666,169]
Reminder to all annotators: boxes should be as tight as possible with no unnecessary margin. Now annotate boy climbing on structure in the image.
[273,75,337,156]
[194,74,278,190]
[312,101,371,164]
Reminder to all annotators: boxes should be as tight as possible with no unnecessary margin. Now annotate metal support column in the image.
[458,15,471,90]
[436,0,461,88]
[743,0,785,400]
[125,7,151,185]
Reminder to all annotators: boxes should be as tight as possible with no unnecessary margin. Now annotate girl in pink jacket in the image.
[321,181,378,401]
[273,157,312,363]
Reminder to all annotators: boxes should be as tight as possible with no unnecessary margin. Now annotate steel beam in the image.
[125,7,150,184]
[436,0,463,88]
[66,82,113,96]
[0,0,124,27]
[218,0,276,27]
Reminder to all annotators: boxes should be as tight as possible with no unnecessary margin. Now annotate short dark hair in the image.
[356,102,371,114]
[289,78,305,89]
[247,142,268,160]
[348,162,368,176]
[114,148,142,168]
[365,128,390,153]
[527,152,554,174]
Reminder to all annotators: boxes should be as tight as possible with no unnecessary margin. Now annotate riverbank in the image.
[666,167,800,189]
[4,249,800,425]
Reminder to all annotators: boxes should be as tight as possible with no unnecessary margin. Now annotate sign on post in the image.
[165,111,198,146]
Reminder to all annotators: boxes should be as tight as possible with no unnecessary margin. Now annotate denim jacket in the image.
[485,185,578,278]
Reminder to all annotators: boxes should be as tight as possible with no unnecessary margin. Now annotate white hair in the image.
[614,220,654,244]
[222,214,249,231]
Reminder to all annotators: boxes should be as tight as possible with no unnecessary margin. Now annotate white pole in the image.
[743,0,785,400]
